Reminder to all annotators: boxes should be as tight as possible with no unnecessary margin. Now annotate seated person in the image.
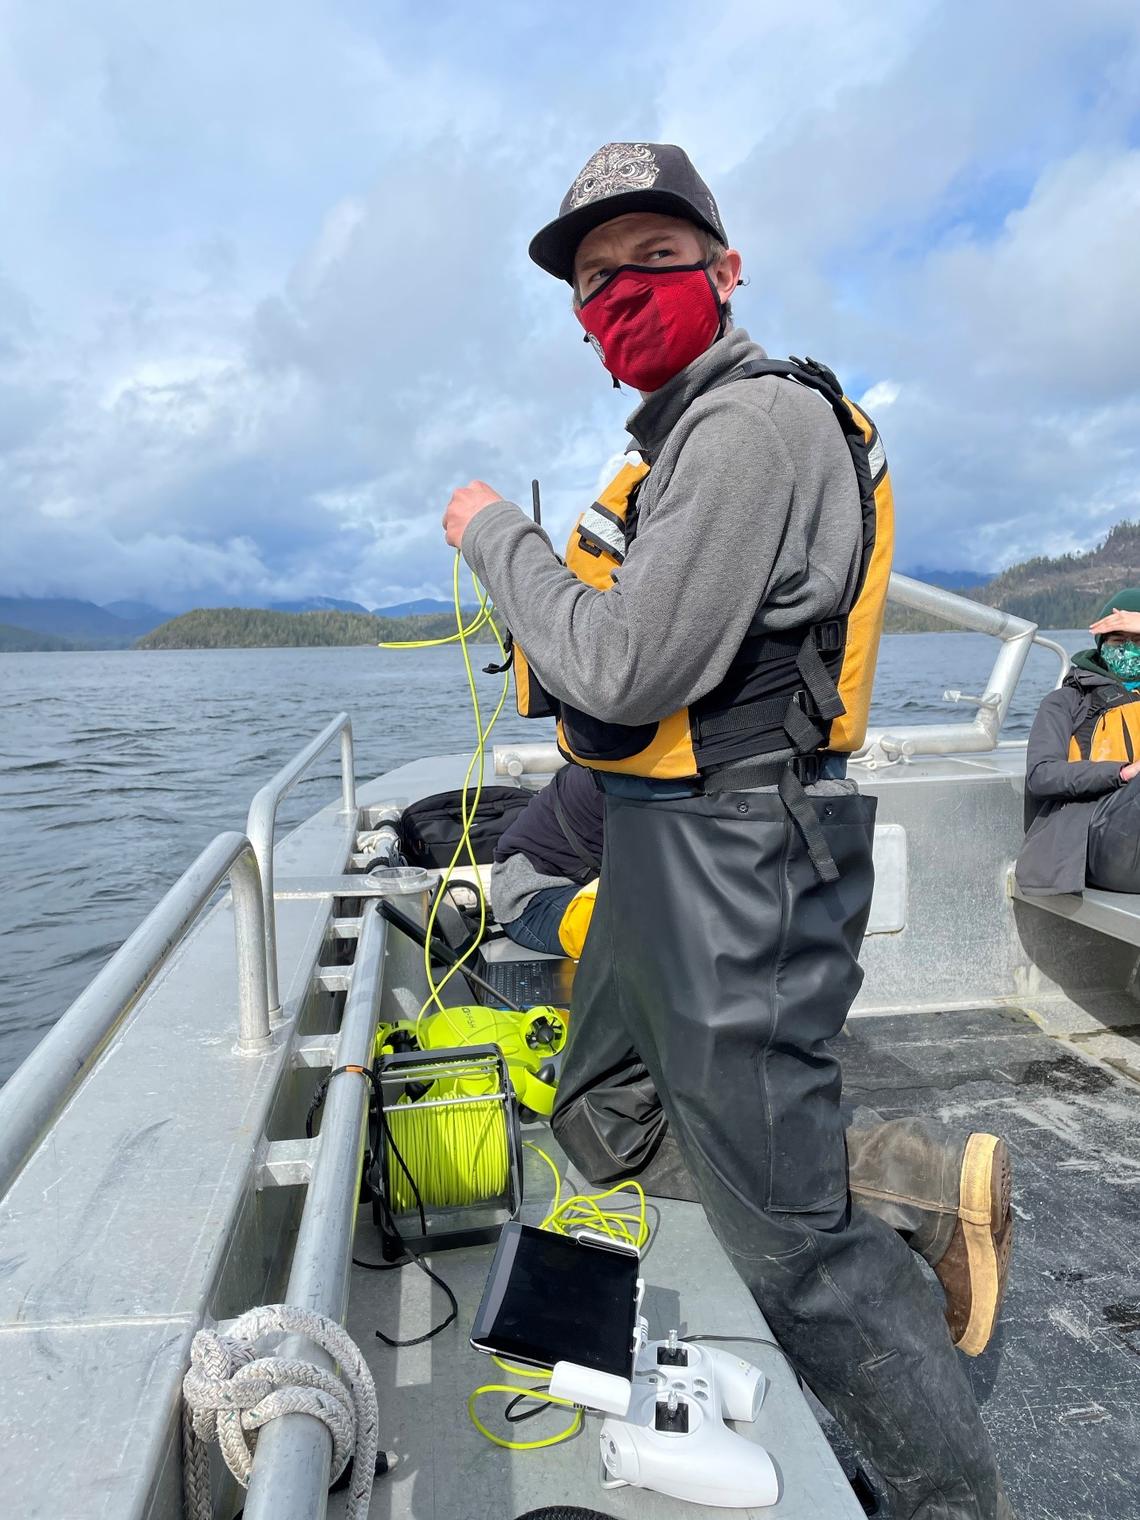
[1017,589,1140,896]
[491,761,602,957]
[492,763,1013,1354]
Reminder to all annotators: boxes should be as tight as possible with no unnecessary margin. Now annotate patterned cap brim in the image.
[528,188,727,283]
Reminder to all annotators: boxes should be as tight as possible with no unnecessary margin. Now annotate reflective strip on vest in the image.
[578,505,626,561]
[867,432,886,481]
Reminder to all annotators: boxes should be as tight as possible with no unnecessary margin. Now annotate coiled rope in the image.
[182,1303,379,1520]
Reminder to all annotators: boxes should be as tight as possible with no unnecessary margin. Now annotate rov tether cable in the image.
[377,555,510,1027]
[374,553,654,1449]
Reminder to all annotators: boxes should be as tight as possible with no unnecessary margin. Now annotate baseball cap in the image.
[528,142,729,284]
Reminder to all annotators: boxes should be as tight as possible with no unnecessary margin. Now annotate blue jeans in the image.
[501,884,578,956]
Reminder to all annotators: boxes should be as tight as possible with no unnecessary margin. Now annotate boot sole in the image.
[955,1133,1013,1356]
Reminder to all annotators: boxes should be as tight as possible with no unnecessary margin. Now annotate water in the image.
[0,631,1088,1081]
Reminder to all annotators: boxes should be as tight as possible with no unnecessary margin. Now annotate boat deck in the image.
[333,1134,862,1520]
[838,1005,1140,1520]
[334,1004,1140,1520]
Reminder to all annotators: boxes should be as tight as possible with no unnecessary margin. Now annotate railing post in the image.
[246,714,358,1020]
[230,845,272,1053]
[248,794,281,1019]
[340,724,356,815]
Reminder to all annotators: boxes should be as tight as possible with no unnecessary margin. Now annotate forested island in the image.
[882,520,1140,632]
[8,521,1140,652]
[137,606,503,650]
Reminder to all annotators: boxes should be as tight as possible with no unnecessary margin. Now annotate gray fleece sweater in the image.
[462,327,862,744]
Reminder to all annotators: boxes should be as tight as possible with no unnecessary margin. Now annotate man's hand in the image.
[443,480,503,549]
[1090,608,1140,638]
[1121,760,1140,783]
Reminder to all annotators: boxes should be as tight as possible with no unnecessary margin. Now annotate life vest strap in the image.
[778,766,840,882]
[796,630,846,722]
[704,752,825,791]
[698,691,791,739]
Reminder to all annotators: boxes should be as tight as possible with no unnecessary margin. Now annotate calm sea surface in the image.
[0,631,1089,1082]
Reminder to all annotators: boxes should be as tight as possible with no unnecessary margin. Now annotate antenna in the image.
[531,479,542,527]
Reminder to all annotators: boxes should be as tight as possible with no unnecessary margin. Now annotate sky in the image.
[1,0,1138,611]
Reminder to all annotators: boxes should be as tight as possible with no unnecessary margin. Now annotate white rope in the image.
[182,1303,379,1520]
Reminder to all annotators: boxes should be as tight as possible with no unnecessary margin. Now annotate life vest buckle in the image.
[814,620,843,654]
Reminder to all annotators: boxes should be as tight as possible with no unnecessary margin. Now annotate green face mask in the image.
[1101,642,1140,682]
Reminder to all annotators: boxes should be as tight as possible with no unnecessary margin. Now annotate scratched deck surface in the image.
[839,1006,1140,1520]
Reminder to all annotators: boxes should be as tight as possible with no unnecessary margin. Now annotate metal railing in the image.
[246,713,357,1016]
[242,903,388,1520]
[0,831,270,1201]
[494,573,1073,777]
[860,573,1068,762]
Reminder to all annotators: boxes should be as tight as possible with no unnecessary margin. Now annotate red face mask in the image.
[576,262,724,392]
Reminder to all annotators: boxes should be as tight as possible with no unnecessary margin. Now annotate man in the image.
[444,143,1013,1517]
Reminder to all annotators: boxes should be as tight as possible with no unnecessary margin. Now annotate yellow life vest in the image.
[1067,686,1140,763]
[514,357,893,781]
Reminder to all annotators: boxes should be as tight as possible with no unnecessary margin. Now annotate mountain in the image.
[886,520,1140,632]
[904,566,993,590]
[101,600,172,629]
[268,596,370,615]
[138,606,503,650]
[0,621,76,652]
[0,596,154,646]
[372,598,478,617]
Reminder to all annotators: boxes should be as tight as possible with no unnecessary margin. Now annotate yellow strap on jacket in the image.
[514,357,893,780]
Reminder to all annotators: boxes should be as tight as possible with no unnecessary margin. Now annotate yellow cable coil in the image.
[384,1093,511,1214]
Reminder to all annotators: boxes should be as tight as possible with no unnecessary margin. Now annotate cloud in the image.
[0,0,1139,606]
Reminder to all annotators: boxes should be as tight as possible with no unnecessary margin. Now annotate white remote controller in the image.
[599,1332,779,1508]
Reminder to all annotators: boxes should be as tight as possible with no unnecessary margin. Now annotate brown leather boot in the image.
[934,1133,1014,1356]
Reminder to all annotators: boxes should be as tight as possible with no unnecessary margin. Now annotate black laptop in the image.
[475,935,575,1010]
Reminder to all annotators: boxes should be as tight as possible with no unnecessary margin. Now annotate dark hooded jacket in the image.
[1015,651,1132,896]
[493,761,604,885]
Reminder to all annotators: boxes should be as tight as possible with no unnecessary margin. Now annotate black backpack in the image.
[398,786,533,868]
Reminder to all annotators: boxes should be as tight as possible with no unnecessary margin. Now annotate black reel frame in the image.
[368,1044,524,1260]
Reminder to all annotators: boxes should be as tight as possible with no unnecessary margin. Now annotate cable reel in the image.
[370,1045,525,1259]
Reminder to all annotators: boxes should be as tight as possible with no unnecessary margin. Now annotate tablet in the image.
[470,1222,639,1379]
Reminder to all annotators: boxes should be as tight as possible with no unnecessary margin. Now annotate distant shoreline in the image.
[1,626,1092,654]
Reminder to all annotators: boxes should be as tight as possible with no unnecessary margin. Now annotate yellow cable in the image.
[376,552,509,1026]
[462,1145,651,1452]
[467,1384,582,1450]
[376,602,496,648]
[375,553,638,1454]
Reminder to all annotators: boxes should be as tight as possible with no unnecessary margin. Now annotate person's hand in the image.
[1121,760,1140,783]
[1090,608,1140,638]
[443,481,503,548]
